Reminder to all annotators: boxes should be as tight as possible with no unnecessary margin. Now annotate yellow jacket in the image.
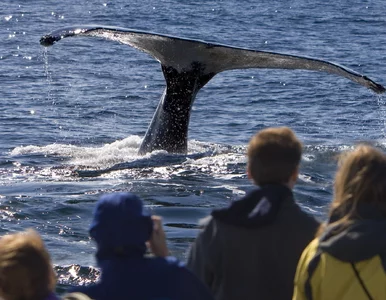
[293,207,386,300]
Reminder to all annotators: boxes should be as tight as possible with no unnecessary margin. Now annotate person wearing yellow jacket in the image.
[293,144,386,300]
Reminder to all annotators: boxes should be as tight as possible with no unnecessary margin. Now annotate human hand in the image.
[148,215,169,257]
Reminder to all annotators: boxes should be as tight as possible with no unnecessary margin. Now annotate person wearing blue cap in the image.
[69,192,214,300]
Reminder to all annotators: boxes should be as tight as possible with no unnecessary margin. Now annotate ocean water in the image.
[1,0,385,291]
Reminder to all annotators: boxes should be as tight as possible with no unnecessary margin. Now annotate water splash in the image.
[10,136,142,168]
[377,95,386,138]
[42,47,55,105]
[55,264,100,287]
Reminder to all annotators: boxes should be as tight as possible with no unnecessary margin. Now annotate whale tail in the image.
[40,26,386,154]
[40,25,385,94]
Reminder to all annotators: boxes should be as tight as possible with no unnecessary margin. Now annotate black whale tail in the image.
[40,25,386,154]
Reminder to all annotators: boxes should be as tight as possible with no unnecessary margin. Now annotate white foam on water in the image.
[302,153,315,162]
[190,152,245,165]
[379,138,386,148]
[8,137,251,182]
[10,135,143,168]
[377,95,386,138]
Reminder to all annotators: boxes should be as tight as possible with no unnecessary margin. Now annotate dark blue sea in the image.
[1,0,385,291]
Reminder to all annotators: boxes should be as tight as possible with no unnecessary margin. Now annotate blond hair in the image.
[247,127,302,185]
[318,144,386,236]
[0,229,56,300]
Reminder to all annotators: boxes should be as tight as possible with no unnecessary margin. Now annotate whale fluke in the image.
[40,25,386,154]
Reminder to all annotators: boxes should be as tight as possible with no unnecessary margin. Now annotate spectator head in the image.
[0,229,56,300]
[89,192,153,261]
[247,127,302,186]
[329,144,386,224]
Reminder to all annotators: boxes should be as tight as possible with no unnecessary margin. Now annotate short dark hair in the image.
[247,127,302,185]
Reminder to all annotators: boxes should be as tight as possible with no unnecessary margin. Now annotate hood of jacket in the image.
[319,203,386,262]
[89,193,153,261]
[211,184,293,228]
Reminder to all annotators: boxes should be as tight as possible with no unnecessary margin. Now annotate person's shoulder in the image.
[157,256,206,276]
[152,256,201,282]
[149,255,186,270]
[198,215,213,228]
[286,198,320,225]
[161,257,209,284]
[278,199,320,236]
[299,238,320,264]
[160,258,214,300]
[298,207,320,227]
[164,255,184,267]
[67,283,99,299]
[199,215,226,232]
[295,211,320,235]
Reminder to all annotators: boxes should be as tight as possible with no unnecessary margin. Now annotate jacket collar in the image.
[211,184,293,228]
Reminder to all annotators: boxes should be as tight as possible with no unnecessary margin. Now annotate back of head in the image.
[330,144,386,221]
[89,192,153,261]
[247,127,302,186]
[0,229,56,300]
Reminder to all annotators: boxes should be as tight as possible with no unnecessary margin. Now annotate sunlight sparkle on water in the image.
[377,95,386,137]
